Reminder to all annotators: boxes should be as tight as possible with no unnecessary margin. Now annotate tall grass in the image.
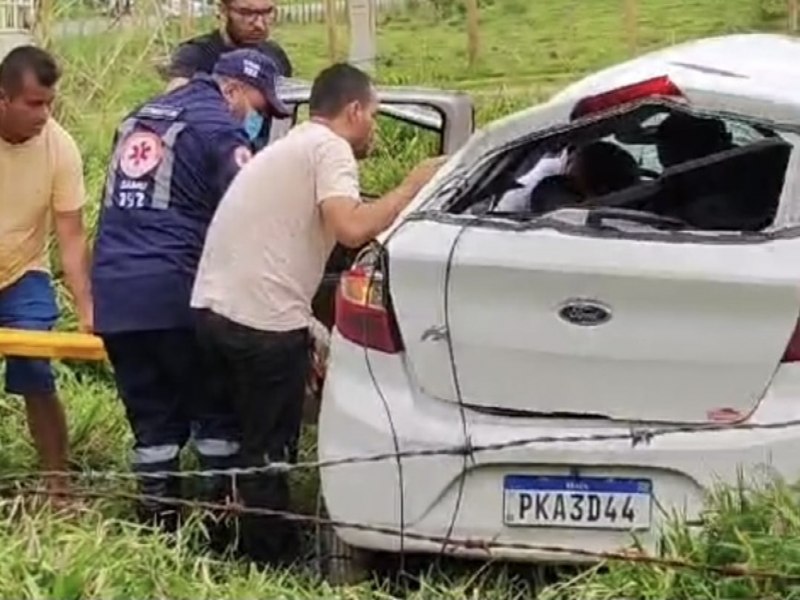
[0,0,797,597]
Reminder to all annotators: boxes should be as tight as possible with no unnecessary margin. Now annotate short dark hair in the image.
[309,63,373,118]
[573,141,640,196]
[0,45,60,97]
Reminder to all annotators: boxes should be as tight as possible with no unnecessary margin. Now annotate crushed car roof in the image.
[443,34,800,174]
[553,33,800,106]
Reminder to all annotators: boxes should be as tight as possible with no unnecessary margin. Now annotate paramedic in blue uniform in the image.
[91,49,290,532]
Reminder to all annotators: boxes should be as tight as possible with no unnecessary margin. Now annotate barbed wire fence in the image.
[4,0,800,589]
[0,216,799,588]
[2,405,800,582]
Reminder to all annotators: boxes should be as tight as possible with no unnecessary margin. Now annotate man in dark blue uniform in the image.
[91,49,290,532]
[165,0,292,150]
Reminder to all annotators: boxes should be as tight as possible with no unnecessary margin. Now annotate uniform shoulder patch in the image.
[138,104,183,121]
[119,131,164,179]
[234,145,253,168]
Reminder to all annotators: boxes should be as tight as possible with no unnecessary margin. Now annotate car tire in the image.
[317,522,375,585]
[315,494,374,585]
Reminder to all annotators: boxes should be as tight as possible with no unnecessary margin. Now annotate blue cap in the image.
[213,49,291,118]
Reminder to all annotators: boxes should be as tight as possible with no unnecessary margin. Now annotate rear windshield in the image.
[454,104,792,234]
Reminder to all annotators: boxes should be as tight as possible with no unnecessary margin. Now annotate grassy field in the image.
[0,0,798,597]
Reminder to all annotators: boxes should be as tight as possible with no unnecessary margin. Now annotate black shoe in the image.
[134,459,183,534]
[194,453,239,555]
[236,470,297,566]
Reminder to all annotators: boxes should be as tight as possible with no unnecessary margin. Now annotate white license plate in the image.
[503,475,652,530]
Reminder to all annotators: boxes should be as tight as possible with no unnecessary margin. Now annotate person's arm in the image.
[52,129,93,333]
[319,143,447,249]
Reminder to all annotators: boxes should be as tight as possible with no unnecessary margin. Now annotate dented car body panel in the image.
[317,33,800,563]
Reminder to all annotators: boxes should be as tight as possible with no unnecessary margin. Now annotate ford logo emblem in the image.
[558,300,612,326]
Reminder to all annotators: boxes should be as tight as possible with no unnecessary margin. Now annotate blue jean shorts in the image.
[0,271,59,395]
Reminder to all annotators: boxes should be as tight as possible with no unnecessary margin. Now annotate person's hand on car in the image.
[403,155,449,195]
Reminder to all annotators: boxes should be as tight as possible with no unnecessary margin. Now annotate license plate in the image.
[503,475,652,530]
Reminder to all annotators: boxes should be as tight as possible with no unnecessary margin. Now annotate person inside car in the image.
[529,140,641,213]
[493,148,569,212]
[655,112,733,169]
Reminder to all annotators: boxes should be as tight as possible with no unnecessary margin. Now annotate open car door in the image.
[270,80,475,331]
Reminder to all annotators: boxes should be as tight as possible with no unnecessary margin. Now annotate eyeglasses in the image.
[228,4,276,21]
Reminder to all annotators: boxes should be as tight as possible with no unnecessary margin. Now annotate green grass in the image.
[543,480,800,600]
[0,0,798,597]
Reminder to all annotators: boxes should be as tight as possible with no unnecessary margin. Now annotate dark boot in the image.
[194,453,239,554]
[134,458,183,534]
[236,455,300,567]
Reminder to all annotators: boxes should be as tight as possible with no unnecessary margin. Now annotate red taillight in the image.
[570,76,684,120]
[782,316,800,363]
[334,264,404,354]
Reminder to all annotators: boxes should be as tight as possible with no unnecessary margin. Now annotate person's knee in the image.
[6,356,57,398]
[104,332,192,450]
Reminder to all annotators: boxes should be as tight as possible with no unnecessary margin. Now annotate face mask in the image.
[243,109,264,141]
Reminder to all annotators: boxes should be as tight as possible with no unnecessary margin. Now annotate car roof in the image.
[444,34,800,175]
[552,33,800,107]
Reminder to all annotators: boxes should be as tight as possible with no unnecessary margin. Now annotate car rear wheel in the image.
[316,522,375,585]
[315,494,374,585]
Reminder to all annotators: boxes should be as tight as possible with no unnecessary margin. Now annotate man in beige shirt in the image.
[0,46,93,501]
[191,62,442,563]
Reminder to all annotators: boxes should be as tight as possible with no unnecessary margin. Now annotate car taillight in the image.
[335,263,404,354]
[782,315,800,363]
[570,76,684,120]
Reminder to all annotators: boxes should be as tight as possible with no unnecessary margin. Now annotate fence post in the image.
[790,0,799,33]
[348,0,377,72]
[465,0,479,67]
[180,0,191,37]
[35,0,51,44]
[324,0,338,62]
[623,0,638,54]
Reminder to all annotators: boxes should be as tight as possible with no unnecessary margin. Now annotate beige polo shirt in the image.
[0,119,85,290]
[191,121,360,331]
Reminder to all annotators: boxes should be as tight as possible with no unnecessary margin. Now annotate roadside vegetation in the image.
[0,0,797,597]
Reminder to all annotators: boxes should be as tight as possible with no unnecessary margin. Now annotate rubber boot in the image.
[194,453,239,555]
[236,455,300,567]
[133,458,183,534]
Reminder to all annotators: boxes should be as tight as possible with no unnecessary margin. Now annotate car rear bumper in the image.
[318,333,800,562]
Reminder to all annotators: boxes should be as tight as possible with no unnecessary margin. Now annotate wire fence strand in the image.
[1,415,799,582]
[6,484,800,583]
[2,416,799,483]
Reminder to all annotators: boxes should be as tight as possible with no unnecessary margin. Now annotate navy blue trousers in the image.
[102,328,240,470]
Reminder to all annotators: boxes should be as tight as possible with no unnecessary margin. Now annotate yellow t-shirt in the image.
[0,119,86,291]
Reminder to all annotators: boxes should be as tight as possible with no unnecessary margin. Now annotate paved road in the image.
[51,0,403,38]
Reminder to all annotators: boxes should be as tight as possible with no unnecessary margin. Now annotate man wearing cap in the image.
[165,0,292,150]
[91,48,290,532]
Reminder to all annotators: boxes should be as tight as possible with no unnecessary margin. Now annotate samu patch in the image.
[119,132,164,179]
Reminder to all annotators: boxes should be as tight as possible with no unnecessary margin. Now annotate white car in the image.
[317,32,800,577]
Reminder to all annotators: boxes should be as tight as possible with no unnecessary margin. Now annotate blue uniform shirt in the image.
[92,75,252,334]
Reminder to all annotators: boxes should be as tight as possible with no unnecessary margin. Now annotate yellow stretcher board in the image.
[0,328,107,361]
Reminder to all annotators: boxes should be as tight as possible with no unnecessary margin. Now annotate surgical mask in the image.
[243,109,264,141]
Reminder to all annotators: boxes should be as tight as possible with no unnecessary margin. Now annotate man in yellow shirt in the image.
[0,46,92,501]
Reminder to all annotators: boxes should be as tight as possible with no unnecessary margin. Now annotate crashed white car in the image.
[317,32,800,574]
